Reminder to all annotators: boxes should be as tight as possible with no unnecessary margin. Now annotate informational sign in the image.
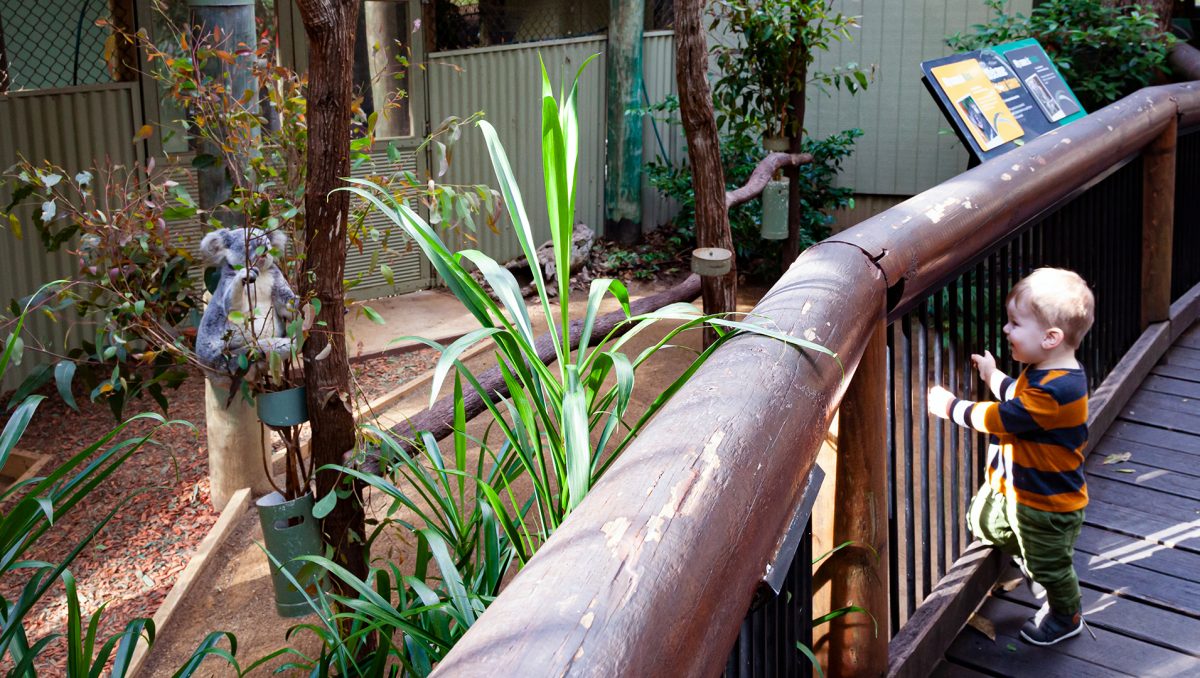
[921,39,1086,163]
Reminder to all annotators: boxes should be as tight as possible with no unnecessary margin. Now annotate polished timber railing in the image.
[430,55,1200,677]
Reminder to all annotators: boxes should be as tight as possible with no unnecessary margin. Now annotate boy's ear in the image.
[1043,327,1065,350]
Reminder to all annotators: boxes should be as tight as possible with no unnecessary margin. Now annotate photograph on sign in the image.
[957,94,1000,148]
[998,39,1083,124]
[931,59,1024,152]
[1024,72,1065,122]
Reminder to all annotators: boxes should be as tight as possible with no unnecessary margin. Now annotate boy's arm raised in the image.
[945,385,1058,434]
[972,350,1015,401]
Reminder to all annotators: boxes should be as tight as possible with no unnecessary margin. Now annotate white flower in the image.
[75,171,93,186]
[40,200,57,222]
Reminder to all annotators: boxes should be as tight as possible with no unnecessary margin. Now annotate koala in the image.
[196,227,299,375]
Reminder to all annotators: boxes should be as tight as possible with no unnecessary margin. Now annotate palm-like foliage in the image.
[0,285,193,676]
[341,57,835,561]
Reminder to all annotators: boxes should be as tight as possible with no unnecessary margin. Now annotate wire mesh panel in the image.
[1173,129,1200,300]
[884,157,1145,632]
[431,0,673,51]
[0,0,131,91]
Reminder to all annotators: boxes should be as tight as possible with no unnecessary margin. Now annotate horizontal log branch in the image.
[725,152,813,210]
[353,274,703,472]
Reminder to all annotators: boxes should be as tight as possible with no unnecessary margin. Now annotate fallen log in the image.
[353,273,702,472]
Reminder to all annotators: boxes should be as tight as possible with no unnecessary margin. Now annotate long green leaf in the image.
[0,395,43,471]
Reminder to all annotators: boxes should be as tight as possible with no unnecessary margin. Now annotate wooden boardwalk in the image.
[937,321,1200,677]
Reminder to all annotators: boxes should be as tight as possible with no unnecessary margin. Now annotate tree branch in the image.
[354,274,703,473]
[725,152,814,210]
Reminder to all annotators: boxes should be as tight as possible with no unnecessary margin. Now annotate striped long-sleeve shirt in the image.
[948,367,1089,512]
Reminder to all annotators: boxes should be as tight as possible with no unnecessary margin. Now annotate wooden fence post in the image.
[1141,115,1176,329]
[828,308,890,677]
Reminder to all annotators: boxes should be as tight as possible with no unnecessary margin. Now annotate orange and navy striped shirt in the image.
[949,367,1089,512]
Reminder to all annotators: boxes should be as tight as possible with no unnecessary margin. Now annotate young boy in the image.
[929,267,1095,646]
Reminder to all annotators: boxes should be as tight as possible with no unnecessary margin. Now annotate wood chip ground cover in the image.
[0,349,437,674]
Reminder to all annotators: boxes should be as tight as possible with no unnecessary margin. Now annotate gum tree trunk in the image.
[674,0,734,345]
[293,0,367,589]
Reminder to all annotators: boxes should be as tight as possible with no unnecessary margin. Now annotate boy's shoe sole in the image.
[1020,613,1083,646]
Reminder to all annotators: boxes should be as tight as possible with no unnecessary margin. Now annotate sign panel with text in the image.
[922,39,1085,163]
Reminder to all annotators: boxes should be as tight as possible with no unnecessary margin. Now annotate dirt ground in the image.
[137,281,766,676]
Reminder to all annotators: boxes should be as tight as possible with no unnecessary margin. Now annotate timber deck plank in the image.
[940,323,1200,676]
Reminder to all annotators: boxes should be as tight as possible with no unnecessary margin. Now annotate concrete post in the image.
[205,381,273,508]
[189,0,273,508]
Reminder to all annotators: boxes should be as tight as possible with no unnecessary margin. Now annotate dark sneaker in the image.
[1013,557,1047,600]
[1020,606,1083,646]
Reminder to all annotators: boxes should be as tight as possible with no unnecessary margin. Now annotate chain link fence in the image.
[433,0,674,52]
[0,0,132,92]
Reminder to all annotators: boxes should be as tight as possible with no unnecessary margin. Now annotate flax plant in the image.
[341,57,835,565]
[0,284,197,676]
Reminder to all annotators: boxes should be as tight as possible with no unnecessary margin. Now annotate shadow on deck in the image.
[939,320,1200,677]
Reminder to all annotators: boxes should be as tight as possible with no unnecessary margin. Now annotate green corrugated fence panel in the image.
[427,35,609,265]
[806,0,1034,195]
[642,30,685,232]
[0,84,144,390]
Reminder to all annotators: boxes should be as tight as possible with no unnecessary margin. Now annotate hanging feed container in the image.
[256,386,308,427]
[761,179,790,240]
[691,247,733,277]
[256,491,325,617]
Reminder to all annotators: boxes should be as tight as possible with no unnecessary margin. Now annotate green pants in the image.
[968,485,1084,616]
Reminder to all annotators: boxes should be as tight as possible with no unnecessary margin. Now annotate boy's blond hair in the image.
[1007,268,1095,348]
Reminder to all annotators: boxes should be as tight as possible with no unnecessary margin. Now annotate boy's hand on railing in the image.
[928,385,954,419]
[971,350,997,383]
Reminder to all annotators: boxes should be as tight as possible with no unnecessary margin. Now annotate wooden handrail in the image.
[432,74,1200,677]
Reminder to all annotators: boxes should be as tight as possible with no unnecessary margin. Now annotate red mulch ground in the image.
[0,348,437,674]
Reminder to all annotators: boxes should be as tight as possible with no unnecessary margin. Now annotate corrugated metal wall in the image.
[642,30,686,231]
[427,35,609,263]
[807,0,1034,197]
[426,31,684,259]
[0,84,146,388]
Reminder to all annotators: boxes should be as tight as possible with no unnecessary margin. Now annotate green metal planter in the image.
[761,179,790,240]
[255,491,324,617]
[256,386,308,427]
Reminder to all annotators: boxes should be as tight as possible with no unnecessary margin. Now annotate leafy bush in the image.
[1,14,496,419]
[709,0,871,139]
[646,106,861,280]
[947,0,1176,111]
[645,0,869,281]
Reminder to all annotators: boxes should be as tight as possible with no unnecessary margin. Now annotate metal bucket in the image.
[256,491,324,617]
[256,386,308,427]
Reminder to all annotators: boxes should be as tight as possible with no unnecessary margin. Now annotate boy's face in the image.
[1003,297,1053,365]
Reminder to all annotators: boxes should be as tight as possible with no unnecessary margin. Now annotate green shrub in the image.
[646,107,861,280]
[947,0,1176,111]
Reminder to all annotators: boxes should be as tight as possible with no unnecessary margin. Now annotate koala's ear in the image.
[267,228,288,254]
[200,228,233,264]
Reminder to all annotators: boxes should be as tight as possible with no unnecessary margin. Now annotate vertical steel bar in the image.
[933,291,946,578]
[948,278,961,558]
[917,303,931,600]
[886,324,901,635]
[901,314,916,619]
